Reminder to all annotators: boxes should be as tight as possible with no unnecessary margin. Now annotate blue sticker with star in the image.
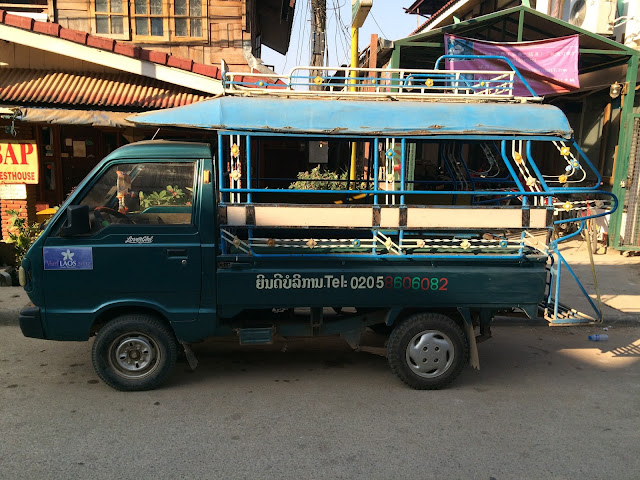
[43,247,93,270]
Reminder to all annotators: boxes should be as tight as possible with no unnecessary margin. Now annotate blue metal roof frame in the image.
[128,96,573,138]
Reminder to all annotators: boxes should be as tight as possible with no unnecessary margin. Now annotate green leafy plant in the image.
[289,167,366,190]
[6,209,41,265]
[140,185,187,208]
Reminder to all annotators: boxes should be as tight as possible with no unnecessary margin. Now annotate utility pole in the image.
[310,0,326,91]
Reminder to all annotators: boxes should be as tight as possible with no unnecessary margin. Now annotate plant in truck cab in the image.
[139,185,187,208]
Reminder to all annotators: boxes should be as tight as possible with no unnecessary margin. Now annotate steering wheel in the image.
[93,206,134,225]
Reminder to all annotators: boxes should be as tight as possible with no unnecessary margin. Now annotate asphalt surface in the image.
[1,322,639,479]
[1,239,638,478]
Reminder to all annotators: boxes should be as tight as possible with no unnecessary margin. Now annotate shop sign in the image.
[0,184,27,199]
[0,140,39,184]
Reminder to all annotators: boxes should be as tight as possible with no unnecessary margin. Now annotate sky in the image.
[261,1,421,74]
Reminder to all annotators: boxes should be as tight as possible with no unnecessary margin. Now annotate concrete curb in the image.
[0,311,18,326]
[493,315,639,327]
[0,270,12,287]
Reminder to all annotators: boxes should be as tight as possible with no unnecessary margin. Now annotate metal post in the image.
[349,26,359,184]
[246,135,252,203]
[610,53,639,248]
[373,137,379,205]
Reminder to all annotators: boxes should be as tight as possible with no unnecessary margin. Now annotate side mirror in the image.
[58,205,90,237]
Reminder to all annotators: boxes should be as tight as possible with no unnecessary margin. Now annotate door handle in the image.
[166,248,188,257]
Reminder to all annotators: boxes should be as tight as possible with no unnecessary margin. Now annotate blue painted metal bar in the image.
[433,55,539,97]
[457,143,475,190]
[518,230,525,257]
[456,143,476,204]
[217,135,225,202]
[246,135,252,203]
[224,251,534,260]
[439,144,458,204]
[400,138,406,205]
[550,244,602,321]
[500,140,526,192]
[373,138,379,205]
[552,193,619,226]
[553,254,561,321]
[370,228,377,255]
[575,141,603,188]
[219,135,228,255]
[218,186,619,198]
[218,131,572,143]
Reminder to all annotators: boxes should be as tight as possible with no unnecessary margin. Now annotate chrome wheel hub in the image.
[405,330,455,378]
[110,334,159,378]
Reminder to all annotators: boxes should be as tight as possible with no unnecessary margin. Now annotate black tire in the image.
[387,313,468,390]
[92,314,178,391]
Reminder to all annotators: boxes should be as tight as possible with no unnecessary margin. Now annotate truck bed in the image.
[215,255,548,319]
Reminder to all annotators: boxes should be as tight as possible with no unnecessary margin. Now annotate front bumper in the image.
[19,304,45,339]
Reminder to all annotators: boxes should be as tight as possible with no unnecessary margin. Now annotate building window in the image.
[174,0,205,39]
[132,0,169,41]
[92,0,207,42]
[92,0,130,39]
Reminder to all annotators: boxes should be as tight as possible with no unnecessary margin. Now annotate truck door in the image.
[41,160,202,338]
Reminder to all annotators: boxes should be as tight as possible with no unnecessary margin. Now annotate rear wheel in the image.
[92,314,177,391]
[387,313,467,390]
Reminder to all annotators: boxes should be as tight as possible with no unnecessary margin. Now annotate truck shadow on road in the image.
[166,325,640,391]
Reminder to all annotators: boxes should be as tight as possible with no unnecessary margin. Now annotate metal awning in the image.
[18,107,135,128]
[391,6,639,81]
[129,95,573,137]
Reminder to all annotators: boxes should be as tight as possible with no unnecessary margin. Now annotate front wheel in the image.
[92,314,178,391]
[387,313,468,390]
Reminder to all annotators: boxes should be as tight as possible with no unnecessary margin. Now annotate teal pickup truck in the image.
[18,61,615,391]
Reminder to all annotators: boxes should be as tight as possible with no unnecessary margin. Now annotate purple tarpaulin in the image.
[444,34,580,96]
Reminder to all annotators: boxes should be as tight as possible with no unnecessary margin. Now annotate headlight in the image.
[18,266,26,287]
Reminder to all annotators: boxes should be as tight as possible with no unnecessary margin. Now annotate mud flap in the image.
[458,308,480,370]
[180,341,199,371]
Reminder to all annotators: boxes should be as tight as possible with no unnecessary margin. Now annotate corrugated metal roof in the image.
[406,0,450,16]
[410,0,460,35]
[0,9,221,81]
[0,69,210,109]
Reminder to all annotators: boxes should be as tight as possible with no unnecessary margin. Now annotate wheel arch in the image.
[386,307,466,331]
[90,304,174,338]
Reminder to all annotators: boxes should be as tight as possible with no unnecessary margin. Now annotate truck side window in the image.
[77,162,196,232]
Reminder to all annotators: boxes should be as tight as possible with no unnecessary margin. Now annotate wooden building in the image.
[0,1,295,241]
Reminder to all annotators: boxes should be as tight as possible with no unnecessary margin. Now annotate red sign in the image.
[0,141,39,184]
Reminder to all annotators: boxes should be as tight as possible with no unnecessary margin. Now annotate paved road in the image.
[1,321,639,479]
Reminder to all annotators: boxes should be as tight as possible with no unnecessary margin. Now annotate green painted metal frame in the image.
[611,66,640,251]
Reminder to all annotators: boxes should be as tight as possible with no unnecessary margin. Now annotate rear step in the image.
[544,242,603,325]
[539,300,596,325]
[238,327,274,345]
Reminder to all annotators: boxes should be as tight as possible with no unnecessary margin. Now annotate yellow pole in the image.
[349,26,359,185]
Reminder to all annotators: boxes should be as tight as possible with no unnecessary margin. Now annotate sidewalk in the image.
[0,285,28,325]
[0,237,637,326]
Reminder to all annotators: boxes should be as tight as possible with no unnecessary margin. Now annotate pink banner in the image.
[444,34,580,96]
